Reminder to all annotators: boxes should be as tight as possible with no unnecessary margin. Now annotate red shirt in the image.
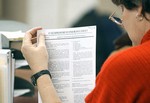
[85,30,150,103]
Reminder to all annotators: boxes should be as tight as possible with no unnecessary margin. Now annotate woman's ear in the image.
[136,6,144,21]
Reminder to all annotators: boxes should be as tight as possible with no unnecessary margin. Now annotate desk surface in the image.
[14,69,38,103]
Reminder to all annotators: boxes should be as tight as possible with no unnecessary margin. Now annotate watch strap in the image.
[31,70,52,86]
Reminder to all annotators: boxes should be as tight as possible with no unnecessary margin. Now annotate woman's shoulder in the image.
[101,47,136,70]
[103,43,150,69]
[99,43,150,80]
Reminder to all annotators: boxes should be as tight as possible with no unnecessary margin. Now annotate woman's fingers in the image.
[23,27,42,45]
[38,33,46,46]
[27,27,42,37]
[31,37,37,44]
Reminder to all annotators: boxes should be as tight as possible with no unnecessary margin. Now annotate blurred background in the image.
[0,0,124,74]
[0,0,118,28]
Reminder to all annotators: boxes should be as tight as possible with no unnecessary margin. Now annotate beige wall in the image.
[0,0,2,17]
[3,0,28,23]
[2,0,117,28]
[96,0,117,14]
[3,0,97,28]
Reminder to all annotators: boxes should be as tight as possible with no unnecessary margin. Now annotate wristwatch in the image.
[31,70,52,86]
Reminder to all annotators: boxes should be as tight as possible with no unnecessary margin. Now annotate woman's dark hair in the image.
[112,0,150,20]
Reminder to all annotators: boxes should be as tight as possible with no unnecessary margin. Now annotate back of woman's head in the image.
[111,0,150,20]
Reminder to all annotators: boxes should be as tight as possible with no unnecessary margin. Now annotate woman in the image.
[21,0,150,102]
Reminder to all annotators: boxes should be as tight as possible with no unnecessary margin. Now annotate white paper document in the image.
[38,26,96,103]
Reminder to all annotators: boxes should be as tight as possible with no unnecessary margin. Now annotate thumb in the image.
[38,33,46,46]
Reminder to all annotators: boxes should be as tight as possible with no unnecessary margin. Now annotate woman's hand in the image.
[21,27,49,74]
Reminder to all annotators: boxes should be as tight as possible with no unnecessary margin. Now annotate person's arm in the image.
[21,27,62,103]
